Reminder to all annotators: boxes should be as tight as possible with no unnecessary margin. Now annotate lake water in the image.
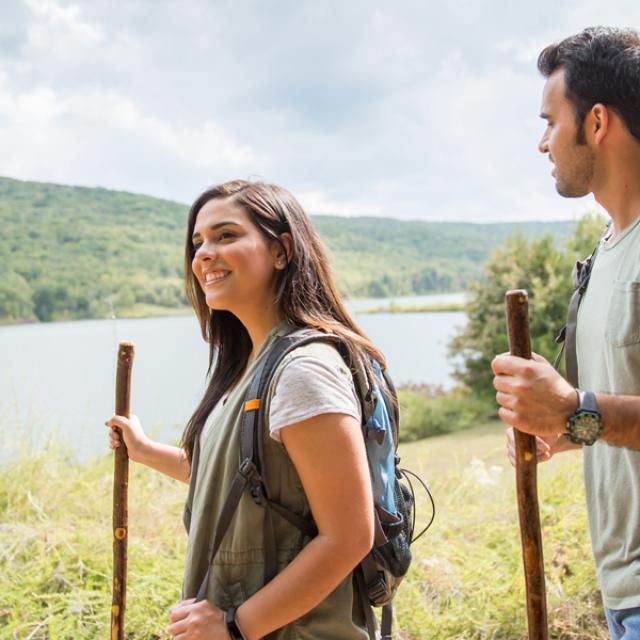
[0,294,466,463]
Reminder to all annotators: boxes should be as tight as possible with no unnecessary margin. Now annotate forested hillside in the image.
[314,216,573,297]
[0,176,574,323]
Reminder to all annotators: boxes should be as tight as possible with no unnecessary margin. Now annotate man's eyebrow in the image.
[192,221,241,238]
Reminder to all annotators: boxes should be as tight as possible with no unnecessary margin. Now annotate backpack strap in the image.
[240,329,363,585]
[557,223,611,385]
[354,567,379,639]
[380,367,400,447]
[381,603,393,640]
[194,333,318,601]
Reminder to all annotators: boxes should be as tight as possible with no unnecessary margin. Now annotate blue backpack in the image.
[196,328,434,640]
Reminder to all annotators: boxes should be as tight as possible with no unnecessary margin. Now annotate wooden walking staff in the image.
[111,341,135,640]
[505,290,548,640]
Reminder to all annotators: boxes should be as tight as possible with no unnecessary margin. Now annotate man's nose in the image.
[538,134,549,154]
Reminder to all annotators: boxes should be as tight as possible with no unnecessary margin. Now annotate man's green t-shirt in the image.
[576,216,640,609]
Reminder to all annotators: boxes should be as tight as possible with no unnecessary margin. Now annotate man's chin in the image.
[555,182,590,198]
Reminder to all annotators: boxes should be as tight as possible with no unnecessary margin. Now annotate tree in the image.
[0,270,35,322]
[33,283,71,322]
[450,213,606,402]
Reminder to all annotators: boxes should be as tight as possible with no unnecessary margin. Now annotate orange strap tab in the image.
[244,399,261,412]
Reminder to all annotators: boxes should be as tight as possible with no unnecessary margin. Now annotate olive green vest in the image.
[182,323,368,639]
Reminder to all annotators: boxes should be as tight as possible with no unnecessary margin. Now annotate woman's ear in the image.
[274,233,293,270]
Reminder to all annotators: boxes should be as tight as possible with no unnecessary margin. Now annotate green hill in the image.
[313,216,574,298]
[0,176,574,323]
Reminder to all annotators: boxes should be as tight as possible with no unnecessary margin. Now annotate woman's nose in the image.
[193,241,218,267]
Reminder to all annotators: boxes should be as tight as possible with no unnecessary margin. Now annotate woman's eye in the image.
[218,231,236,241]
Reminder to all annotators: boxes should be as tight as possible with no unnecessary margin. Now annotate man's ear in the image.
[274,233,293,270]
[590,103,610,144]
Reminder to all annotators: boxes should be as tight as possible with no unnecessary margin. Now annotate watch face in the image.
[569,412,603,445]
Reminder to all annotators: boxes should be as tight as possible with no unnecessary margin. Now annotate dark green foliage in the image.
[0,175,574,323]
[0,176,188,323]
[449,214,607,401]
[314,216,574,299]
[398,386,491,441]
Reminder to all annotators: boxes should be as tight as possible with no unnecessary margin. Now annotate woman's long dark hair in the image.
[181,180,387,464]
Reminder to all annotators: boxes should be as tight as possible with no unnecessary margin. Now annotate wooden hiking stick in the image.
[505,290,548,640]
[111,341,135,640]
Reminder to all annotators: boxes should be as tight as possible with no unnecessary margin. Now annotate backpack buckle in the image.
[239,458,258,480]
[239,459,266,505]
[366,573,389,606]
[250,483,266,505]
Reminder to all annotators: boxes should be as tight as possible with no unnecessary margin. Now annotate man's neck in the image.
[593,148,640,234]
[592,142,640,235]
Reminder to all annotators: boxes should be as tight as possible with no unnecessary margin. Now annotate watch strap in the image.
[577,389,598,413]
[225,607,247,640]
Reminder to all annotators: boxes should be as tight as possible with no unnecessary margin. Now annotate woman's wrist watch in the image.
[566,389,604,445]
[225,607,248,640]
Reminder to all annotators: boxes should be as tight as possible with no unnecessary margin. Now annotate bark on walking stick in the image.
[111,341,135,640]
[505,290,548,640]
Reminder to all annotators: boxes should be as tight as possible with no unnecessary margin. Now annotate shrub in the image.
[398,386,491,441]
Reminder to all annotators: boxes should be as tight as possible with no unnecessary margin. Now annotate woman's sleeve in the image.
[268,349,362,442]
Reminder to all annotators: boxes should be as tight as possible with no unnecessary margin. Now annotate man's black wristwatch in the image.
[566,389,604,445]
[225,607,247,640]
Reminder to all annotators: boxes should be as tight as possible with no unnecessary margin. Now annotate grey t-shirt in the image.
[200,343,361,447]
[576,216,640,609]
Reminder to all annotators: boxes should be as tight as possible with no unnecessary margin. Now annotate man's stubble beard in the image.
[555,145,595,198]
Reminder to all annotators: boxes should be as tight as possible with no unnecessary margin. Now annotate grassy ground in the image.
[397,422,606,639]
[0,422,607,639]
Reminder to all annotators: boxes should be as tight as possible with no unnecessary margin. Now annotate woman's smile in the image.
[203,270,231,286]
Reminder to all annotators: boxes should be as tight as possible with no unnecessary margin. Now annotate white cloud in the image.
[89,93,257,172]
[0,0,638,220]
[0,72,257,196]
[24,0,105,46]
[297,190,381,218]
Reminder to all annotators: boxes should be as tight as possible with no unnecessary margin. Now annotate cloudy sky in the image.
[1,0,638,221]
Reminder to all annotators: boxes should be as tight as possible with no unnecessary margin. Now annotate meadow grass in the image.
[397,425,606,639]
[0,423,607,639]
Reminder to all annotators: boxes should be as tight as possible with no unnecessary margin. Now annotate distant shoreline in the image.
[357,301,467,314]
[0,292,467,329]
[0,294,468,327]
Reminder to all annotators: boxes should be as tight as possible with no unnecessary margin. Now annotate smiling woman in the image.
[189,197,290,336]
[106,180,390,639]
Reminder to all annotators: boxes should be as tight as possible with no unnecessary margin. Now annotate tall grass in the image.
[0,428,606,639]
[397,438,606,639]
[0,443,185,639]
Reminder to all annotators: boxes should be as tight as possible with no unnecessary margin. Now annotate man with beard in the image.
[491,27,640,639]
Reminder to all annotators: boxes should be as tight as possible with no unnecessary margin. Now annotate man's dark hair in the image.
[538,27,640,144]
